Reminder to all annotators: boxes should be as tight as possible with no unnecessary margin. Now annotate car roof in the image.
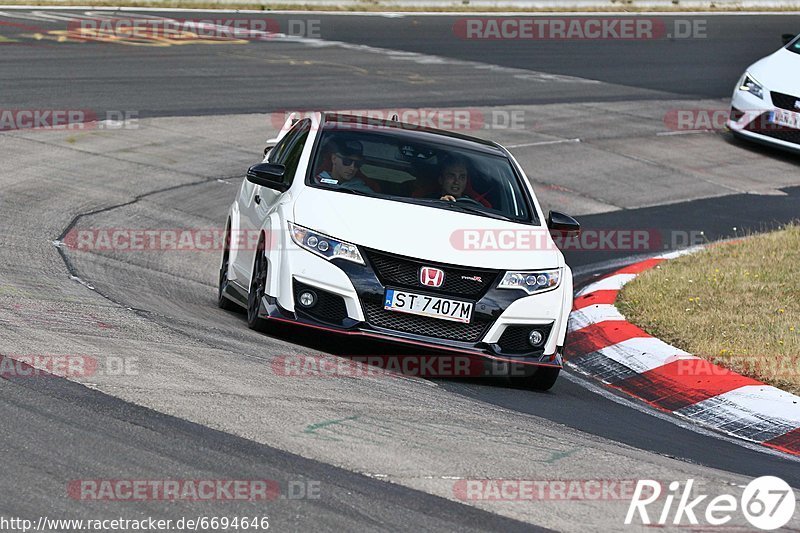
[320,113,508,156]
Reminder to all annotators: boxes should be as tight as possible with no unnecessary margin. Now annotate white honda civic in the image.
[727,33,800,151]
[218,112,580,390]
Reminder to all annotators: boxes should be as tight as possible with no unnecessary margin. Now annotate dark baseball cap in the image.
[335,139,363,158]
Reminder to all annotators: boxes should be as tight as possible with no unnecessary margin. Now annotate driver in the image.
[435,155,471,202]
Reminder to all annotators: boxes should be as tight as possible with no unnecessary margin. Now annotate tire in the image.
[509,366,560,391]
[246,240,271,332]
[217,228,239,311]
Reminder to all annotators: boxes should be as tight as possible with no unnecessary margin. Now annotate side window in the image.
[280,130,310,186]
[266,133,292,164]
[270,120,311,186]
[267,119,310,165]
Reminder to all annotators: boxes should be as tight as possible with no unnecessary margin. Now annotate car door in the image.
[232,119,312,284]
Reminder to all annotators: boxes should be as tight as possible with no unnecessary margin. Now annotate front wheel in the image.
[509,366,560,391]
[218,230,239,311]
[247,243,271,332]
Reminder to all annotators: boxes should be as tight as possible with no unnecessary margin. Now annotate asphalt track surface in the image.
[1,12,799,115]
[0,361,542,532]
[2,8,800,531]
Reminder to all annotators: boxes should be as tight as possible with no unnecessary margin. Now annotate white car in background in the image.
[728,33,800,151]
[218,112,580,390]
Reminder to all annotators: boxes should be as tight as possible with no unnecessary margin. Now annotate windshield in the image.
[307,124,538,224]
[787,35,800,54]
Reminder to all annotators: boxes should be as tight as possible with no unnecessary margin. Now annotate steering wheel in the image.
[455,196,485,207]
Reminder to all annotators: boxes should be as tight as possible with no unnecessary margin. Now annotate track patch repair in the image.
[566,250,800,456]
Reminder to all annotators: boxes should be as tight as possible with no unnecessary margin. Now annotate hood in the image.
[293,187,562,270]
[748,48,800,95]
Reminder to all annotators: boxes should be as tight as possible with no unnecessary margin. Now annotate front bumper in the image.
[727,87,800,153]
[260,244,569,369]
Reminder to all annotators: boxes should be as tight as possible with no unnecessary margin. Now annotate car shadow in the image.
[247,315,524,389]
[723,130,800,164]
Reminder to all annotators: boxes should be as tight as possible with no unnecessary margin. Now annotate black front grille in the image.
[497,324,553,354]
[744,112,800,145]
[366,249,499,299]
[771,91,800,112]
[362,300,490,342]
[293,280,349,325]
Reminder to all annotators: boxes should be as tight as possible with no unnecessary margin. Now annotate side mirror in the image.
[547,211,580,234]
[246,163,288,192]
[782,33,796,45]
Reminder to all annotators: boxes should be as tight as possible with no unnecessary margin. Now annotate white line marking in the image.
[572,253,665,279]
[656,245,704,260]
[656,129,714,136]
[590,337,695,374]
[684,385,800,427]
[568,304,625,331]
[576,273,636,295]
[507,138,581,148]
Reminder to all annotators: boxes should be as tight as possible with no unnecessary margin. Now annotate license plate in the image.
[383,289,473,324]
[770,109,800,129]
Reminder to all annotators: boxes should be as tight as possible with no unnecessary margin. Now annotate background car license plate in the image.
[771,109,800,129]
[384,289,473,323]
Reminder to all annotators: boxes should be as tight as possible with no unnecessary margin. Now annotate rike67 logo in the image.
[626,476,796,530]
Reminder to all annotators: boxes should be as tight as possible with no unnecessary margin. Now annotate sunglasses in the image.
[335,154,364,168]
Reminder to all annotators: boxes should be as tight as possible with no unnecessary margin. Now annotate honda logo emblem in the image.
[419,267,445,288]
[794,100,800,110]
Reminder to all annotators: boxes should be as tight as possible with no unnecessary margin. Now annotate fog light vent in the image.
[298,290,317,308]
[528,330,544,347]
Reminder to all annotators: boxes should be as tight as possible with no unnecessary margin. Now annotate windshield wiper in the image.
[404,197,443,205]
[402,197,515,221]
[442,202,514,222]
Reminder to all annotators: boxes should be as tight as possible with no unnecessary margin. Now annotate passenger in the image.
[316,140,375,193]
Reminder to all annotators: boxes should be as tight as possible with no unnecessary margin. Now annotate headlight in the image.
[289,222,364,265]
[498,269,561,295]
[738,73,764,100]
